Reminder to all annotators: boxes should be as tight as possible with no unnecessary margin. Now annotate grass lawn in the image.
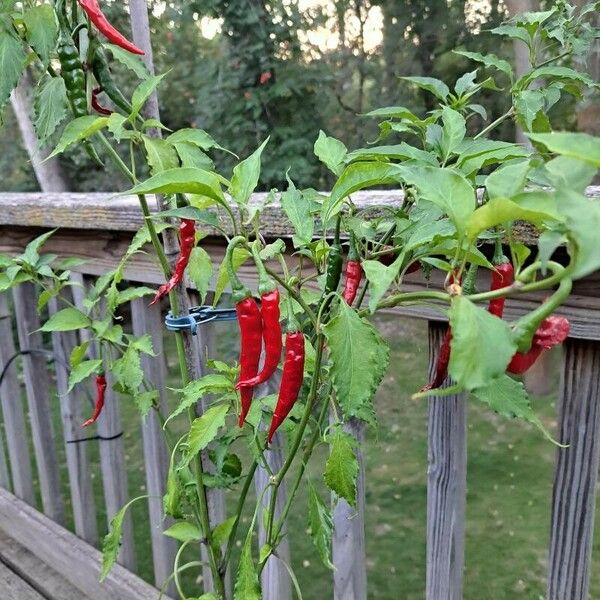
[10,312,600,599]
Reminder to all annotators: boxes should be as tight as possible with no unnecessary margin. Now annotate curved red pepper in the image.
[488,262,514,318]
[267,331,305,443]
[78,0,145,55]
[342,260,363,306]
[82,374,107,427]
[507,315,569,374]
[150,219,196,305]
[91,87,112,116]
[236,297,263,426]
[237,289,282,389]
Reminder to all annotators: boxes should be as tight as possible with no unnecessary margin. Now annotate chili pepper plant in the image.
[1,1,600,598]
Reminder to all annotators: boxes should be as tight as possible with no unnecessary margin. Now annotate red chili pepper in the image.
[91,87,112,116]
[507,315,569,374]
[82,373,107,427]
[267,330,305,443]
[488,241,514,318]
[342,236,363,306]
[150,219,196,305]
[77,0,145,55]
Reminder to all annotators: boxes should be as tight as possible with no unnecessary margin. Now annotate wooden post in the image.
[547,338,600,600]
[332,418,367,600]
[0,294,34,503]
[426,321,467,600]
[12,283,65,525]
[255,375,292,600]
[48,293,98,545]
[130,299,177,594]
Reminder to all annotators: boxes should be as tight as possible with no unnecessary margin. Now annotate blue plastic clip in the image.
[164,305,238,335]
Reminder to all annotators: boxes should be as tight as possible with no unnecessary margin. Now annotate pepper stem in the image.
[225,236,251,303]
[493,237,508,265]
[285,292,301,333]
[251,241,276,296]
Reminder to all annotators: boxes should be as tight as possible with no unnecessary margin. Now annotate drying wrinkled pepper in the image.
[488,241,514,318]
[78,0,145,55]
[91,87,112,116]
[507,315,570,374]
[91,45,135,115]
[56,29,103,165]
[342,235,363,306]
[267,299,305,443]
[82,373,107,427]
[237,243,282,389]
[226,238,263,426]
[421,265,477,391]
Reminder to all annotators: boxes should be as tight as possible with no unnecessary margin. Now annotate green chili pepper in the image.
[91,45,134,116]
[323,242,343,297]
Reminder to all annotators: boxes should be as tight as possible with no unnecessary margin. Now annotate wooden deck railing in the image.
[0,189,599,600]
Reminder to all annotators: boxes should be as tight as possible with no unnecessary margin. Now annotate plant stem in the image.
[474,107,515,140]
[266,266,317,327]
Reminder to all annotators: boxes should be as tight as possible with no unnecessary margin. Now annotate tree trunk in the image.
[10,70,68,192]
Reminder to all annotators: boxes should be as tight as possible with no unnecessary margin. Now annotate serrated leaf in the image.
[323,301,389,423]
[281,175,313,248]
[184,404,229,467]
[130,74,165,121]
[361,257,402,314]
[23,5,56,66]
[234,531,261,600]
[48,116,109,158]
[314,130,347,176]
[33,76,68,143]
[104,43,149,79]
[68,359,102,392]
[229,138,269,205]
[324,428,358,506]
[188,247,213,304]
[0,30,27,113]
[448,296,516,390]
[308,482,334,570]
[40,307,90,332]
[163,521,202,542]
[134,390,157,417]
[113,346,143,394]
[142,136,179,175]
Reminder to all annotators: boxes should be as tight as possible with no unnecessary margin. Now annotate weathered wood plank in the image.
[0,295,34,503]
[0,559,45,600]
[130,299,177,593]
[0,487,175,600]
[332,417,367,600]
[0,427,10,491]
[48,293,98,545]
[547,338,600,600]
[0,528,89,600]
[255,374,292,600]
[12,283,64,524]
[426,321,466,600]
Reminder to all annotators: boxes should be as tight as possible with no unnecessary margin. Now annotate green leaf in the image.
[490,24,531,46]
[167,128,231,154]
[212,516,236,551]
[40,308,90,332]
[544,156,597,193]
[440,107,466,160]
[364,105,423,121]
[48,116,109,158]
[457,140,529,175]
[448,296,516,390]
[188,247,213,304]
[229,138,269,205]
[454,50,513,79]
[33,76,68,143]
[527,132,600,168]
[22,229,56,265]
[314,130,347,176]
[234,531,261,600]
[401,76,450,100]
[184,404,229,466]
[281,175,313,247]
[472,374,553,440]
[157,206,218,229]
[163,521,202,542]
[130,74,165,121]
[214,247,251,306]
[142,136,179,175]
[520,65,597,90]
[113,346,143,394]
[134,390,157,417]
[0,30,27,113]
[361,257,401,314]
[466,192,561,241]
[514,90,545,132]
[104,43,149,79]
[345,143,438,166]
[122,168,225,204]
[395,166,475,236]
[323,162,398,224]
[323,301,389,423]
[324,428,358,506]
[114,286,156,305]
[485,161,530,199]
[68,359,102,392]
[101,496,148,581]
[23,5,56,66]
[173,142,213,170]
[308,482,334,570]
[70,341,90,369]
